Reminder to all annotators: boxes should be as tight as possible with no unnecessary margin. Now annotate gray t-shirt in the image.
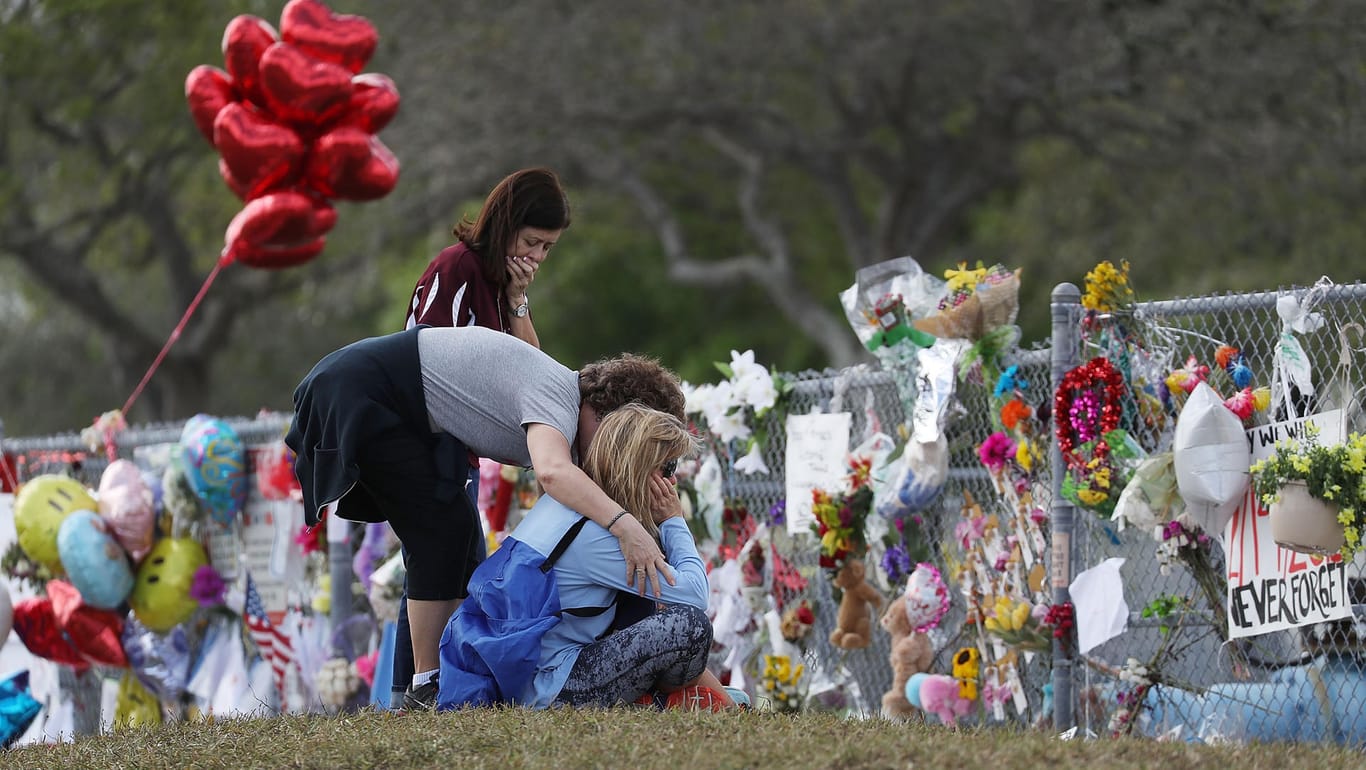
[417,326,580,466]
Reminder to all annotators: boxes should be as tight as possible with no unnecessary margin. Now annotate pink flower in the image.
[1224,387,1256,421]
[978,432,1017,472]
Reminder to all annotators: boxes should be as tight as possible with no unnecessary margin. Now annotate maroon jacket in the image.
[404,242,507,332]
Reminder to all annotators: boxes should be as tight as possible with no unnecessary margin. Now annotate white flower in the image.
[734,442,771,476]
[728,349,769,384]
[700,380,739,428]
[710,409,753,444]
[733,370,779,413]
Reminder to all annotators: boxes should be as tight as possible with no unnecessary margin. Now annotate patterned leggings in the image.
[556,604,712,708]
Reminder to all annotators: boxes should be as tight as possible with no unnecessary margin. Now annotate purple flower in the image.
[190,564,227,607]
[881,544,912,584]
[768,499,786,527]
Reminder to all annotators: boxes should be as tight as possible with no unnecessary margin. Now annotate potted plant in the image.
[1250,425,1366,558]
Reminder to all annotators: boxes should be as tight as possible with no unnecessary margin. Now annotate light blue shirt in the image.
[509,496,709,708]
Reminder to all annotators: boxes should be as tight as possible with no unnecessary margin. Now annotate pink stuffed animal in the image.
[905,672,974,726]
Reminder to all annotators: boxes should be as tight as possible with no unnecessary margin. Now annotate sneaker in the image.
[403,678,439,711]
[664,685,731,712]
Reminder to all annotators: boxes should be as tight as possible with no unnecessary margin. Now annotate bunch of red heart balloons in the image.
[185,0,399,269]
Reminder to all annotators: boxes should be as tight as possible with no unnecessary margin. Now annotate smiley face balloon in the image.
[13,475,97,576]
[128,538,208,633]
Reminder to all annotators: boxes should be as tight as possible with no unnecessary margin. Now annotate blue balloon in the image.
[0,670,41,748]
[179,414,247,526]
[56,510,134,609]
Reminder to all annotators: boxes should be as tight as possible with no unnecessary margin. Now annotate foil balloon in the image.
[212,102,305,200]
[0,671,42,748]
[336,73,399,133]
[184,65,237,144]
[902,563,951,634]
[232,237,327,270]
[258,41,354,128]
[279,0,378,75]
[113,671,162,729]
[222,190,336,268]
[11,596,87,671]
[129,538,208,633]
[179,414,247,526]
[56,511,135,610]
[221,14,279,108]
[98,459,156,563]
[304,126,398,201]
[48,580,128,668]
[121,613,192,703]
[13,475,96,576]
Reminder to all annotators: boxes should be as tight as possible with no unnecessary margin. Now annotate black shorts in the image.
[357,428,481,601]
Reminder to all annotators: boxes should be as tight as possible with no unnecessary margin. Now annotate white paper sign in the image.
[783,412,852,535]
[1224,410,1352,639]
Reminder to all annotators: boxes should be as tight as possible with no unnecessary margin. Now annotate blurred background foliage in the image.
[1,0,1364,435]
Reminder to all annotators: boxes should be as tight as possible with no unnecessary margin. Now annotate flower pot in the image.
[1268,480,1346,556]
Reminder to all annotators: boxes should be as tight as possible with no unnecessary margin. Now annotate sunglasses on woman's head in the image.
[661,458,678,478]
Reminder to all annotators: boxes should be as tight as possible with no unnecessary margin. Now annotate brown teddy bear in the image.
[879,596,933,719]
[828,559,883,649]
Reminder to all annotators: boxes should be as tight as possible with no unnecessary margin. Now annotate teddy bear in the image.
[828,559,883,650]
[879,595,933,719]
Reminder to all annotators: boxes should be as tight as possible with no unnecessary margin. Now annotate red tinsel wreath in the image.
[1054,357,1126,464]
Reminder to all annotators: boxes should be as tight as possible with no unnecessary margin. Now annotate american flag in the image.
[244,573,294,702]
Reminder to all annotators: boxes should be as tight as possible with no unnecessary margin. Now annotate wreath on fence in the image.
[1055,357,1137,516]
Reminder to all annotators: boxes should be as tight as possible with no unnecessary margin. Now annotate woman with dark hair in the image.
[438,404,732,711]
[404,166,570,348]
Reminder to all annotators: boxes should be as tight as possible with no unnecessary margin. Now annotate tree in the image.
[384,0,1366,364]
[0,0,418,433]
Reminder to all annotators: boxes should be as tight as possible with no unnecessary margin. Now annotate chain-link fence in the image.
[5,282,1366,743]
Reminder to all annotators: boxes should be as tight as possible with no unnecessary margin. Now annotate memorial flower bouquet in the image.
[1251,425,1366,558]
[811,456,875,574]
[682,350,793,476]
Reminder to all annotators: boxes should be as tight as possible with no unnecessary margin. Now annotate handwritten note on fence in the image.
[783,412,851,536]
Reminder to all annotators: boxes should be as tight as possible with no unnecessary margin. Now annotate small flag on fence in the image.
[244,572,294,701]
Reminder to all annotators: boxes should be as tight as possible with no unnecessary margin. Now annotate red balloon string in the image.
[121,259,227,417]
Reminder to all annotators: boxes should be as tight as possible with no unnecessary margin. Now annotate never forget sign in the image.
[1223,411,1353,639]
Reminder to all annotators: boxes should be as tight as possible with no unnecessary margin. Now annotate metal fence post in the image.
[1050,281,1082,731]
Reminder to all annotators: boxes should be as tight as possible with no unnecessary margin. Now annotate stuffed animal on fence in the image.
[905,672,974,726]
[829,559,883,649]
[879,595,933,719]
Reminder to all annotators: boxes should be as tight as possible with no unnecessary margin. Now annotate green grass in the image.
[0,708,1361,770]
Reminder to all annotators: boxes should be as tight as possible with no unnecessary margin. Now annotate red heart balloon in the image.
[221,15,279,108]
[12,597,88,672]
[333,73,400,134]
[305,127,399,201]
[224,190,337,268]
[218,158,250,200]
[185,65,238,145]
[234,238,328,270]
[280,0,378,75]
[47,580,127,668]
[213,102,305,200]
[259,42,354,130]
